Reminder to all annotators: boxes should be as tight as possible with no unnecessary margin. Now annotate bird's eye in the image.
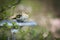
[16,15,22,18]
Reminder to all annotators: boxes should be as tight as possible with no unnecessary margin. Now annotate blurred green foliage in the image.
[0,0,21,20]
[0,0,21,12]
[0,23,59,40]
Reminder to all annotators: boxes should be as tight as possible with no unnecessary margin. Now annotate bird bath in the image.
[0,19,37,40]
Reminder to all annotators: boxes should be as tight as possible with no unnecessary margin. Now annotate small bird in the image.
[11,5,32,22]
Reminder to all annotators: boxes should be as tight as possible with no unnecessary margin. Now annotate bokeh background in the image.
[0,0,60,40]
